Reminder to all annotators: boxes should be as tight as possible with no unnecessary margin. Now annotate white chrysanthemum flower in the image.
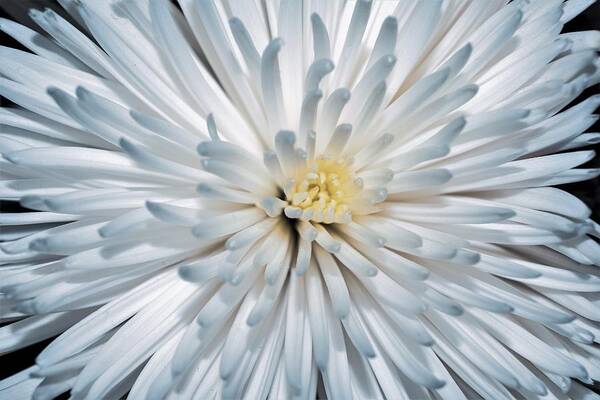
[1,0,600,398]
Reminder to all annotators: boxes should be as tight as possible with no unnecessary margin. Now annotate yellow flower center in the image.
[285,157,361,224]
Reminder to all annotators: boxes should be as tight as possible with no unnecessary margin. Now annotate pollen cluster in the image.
[283,157,361,224]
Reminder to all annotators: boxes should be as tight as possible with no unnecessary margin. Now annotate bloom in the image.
[1,0,600,398]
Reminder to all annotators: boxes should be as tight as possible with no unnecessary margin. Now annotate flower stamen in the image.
[284,157,359,224]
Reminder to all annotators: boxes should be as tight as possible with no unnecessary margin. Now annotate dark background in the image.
[0,0,599,397]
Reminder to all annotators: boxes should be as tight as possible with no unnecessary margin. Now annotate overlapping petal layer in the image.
[1,1,600,399]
